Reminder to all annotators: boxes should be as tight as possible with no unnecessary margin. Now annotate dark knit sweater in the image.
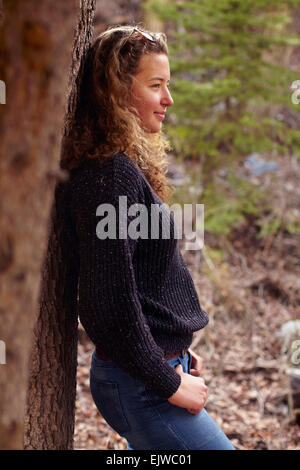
[56,152,208,399]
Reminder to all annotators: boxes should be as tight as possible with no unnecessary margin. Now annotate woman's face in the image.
[130,53,174,133]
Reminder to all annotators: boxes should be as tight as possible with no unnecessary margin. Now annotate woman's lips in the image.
[154,112,165,120]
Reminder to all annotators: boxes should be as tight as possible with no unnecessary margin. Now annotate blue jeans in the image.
[90,349,235,450]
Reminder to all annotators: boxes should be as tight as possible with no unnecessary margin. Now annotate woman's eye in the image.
[151,84,171,89]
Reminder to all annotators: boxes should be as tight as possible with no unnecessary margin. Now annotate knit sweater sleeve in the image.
[71,155,181,399]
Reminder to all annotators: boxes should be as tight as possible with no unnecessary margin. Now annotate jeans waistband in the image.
[95,347,189,362]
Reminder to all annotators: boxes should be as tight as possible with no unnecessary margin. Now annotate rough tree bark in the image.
[0,0,95,449]
[23,1,96,450]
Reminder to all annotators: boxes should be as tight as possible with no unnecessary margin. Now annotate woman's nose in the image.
[162,88,174,107]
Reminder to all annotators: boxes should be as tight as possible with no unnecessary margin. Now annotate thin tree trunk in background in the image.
[0,0,94,450]
[144,2,164,32]
[289,6,300,70]
[23,1,96,450]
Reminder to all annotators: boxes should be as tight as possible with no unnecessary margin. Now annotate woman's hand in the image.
[187,349,205,413]
[167,364,207,415]
[189,348,203,375]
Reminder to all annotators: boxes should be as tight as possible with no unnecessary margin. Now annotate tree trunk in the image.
[144,0,164,32]
[23,1,96,450]
[0,0,95,449]
[289,6,300,70]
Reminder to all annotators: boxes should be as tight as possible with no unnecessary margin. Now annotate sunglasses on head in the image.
[128,27,156,42]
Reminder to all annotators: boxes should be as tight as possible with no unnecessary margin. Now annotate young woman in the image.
[59,25,235,450]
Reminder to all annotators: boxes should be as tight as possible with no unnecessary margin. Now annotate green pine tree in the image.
[144,0,300,237]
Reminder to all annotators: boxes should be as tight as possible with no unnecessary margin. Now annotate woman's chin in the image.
[143,123,162,134]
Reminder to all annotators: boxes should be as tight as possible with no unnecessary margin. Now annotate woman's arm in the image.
[70,156,182,399]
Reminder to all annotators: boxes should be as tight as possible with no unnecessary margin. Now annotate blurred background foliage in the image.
[142,0,300,239]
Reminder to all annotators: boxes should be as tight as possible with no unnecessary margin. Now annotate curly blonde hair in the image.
[62,25,174,203]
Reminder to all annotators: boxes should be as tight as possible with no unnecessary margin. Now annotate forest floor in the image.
[73,154,300,450]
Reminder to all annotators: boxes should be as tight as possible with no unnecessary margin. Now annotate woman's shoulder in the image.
[68,152,145,199]
[112,152,145,184]
[111,152,143,177]
[70,152,141,178]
